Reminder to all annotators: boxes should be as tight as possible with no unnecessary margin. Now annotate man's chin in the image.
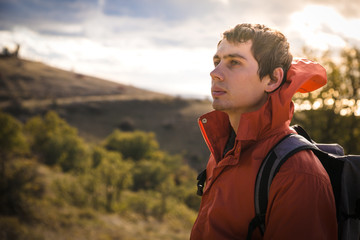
[212,101,226,111]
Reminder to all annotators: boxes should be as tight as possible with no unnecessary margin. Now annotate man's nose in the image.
[210,65,224,81]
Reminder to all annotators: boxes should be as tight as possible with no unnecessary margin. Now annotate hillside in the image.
[0,57,212,170]
[0,57,169,105]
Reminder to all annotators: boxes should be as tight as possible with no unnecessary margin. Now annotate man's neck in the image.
[228,113,241,134]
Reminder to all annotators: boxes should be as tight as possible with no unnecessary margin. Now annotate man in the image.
[190,24,337,240]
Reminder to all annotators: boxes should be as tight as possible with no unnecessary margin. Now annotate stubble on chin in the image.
[212,98,226,111]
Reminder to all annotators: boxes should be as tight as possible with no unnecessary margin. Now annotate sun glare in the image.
[288,4,360,51]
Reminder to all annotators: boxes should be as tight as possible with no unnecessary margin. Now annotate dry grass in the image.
[0,158,194,240]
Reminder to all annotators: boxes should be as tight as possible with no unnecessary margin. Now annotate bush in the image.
[0,111,29,178]
[0,159,45,221]
[24,111,91,172]
[104,130,159,161]
[52,147,134,212]
[122,191,166,220]
[94,150,133,212]
[0,111,29,158]
[132,160,169,191]
[52,174,89,208]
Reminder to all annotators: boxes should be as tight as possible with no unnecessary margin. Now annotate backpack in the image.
[246,125,360,240]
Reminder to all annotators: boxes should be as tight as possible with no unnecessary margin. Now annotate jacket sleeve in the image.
[263,150,338,240]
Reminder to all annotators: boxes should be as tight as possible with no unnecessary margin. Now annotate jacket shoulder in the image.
[276,149,330,183]
[264,150,337,239]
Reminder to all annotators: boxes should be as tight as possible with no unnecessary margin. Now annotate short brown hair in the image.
[221,23,293,83]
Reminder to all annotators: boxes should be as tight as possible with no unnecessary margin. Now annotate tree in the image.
[292,46,360,153]
[295,47,360,114]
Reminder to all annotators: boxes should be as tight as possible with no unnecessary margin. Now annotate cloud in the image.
[0,0,317,51]
[0,0,101,34]
[309,0,360,17]
[0,0,226,50]
[1,0,359,98]
[101,0,226,21]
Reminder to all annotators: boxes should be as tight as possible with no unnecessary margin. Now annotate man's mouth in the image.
[211,87,226,97]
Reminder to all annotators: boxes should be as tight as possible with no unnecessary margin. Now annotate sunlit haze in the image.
[1,0,360,99]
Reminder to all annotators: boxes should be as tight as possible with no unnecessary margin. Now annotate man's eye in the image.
[230,60,240,65]
[213,61,220,66]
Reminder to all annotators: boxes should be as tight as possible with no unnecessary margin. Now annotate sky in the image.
[1,0,360,99]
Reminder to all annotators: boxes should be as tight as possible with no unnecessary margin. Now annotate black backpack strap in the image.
[247,134,318,239]
[197,169,207,196]
[292,125,313,142]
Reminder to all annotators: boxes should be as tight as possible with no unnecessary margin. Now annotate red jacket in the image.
[190,59,338,240]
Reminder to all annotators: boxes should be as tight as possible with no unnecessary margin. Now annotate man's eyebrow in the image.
[227,53,247,59]
[213,53,247,60]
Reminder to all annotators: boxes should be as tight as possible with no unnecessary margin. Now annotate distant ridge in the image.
[0,57,170,108]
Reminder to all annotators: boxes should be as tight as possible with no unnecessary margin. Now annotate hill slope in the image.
[0,57,212,170]
[0,57,169,104]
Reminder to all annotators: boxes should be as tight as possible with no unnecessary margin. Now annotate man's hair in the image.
[221,23,293,84]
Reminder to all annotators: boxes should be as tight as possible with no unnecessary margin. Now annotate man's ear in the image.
[264,67,284,93]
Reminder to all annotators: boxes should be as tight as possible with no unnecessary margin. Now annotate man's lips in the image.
[211,87,226,97]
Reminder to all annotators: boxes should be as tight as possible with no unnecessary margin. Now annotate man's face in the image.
[211,39,269,116]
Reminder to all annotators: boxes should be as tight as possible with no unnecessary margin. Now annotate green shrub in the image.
[132,160,169,191]
[52,174,89,208]
[0,159,45,221]
[0,111,29,179]
[0,111,29,158]
[24,111,91,172]
[104,130,159,161]
[77,170,104,210]
[122,191,163,220]
[95,150,133,212]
